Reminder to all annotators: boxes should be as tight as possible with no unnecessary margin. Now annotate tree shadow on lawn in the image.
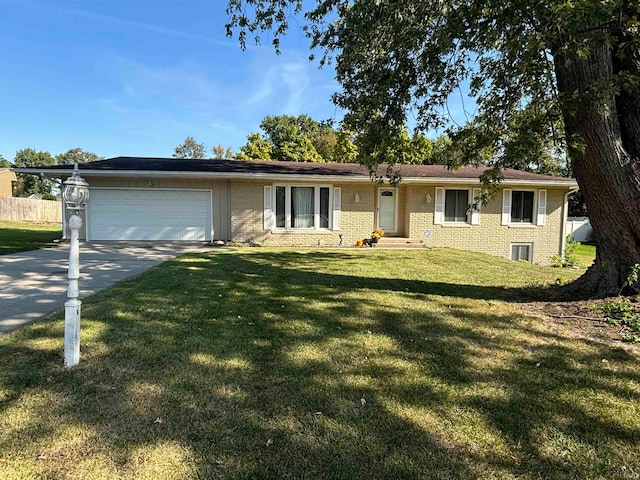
[0,250,638,479]
[217,249,575,302]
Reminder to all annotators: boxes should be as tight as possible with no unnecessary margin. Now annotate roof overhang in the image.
[13,167,579,189]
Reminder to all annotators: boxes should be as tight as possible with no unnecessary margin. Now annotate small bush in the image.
[551,238,581,267]
[619,263,640,296]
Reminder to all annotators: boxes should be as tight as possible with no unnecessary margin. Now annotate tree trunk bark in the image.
[553,25,640,298]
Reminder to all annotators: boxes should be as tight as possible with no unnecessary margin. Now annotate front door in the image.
[377,188,397,232]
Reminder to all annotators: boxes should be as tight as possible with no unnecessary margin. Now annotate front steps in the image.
[371,237,428,249]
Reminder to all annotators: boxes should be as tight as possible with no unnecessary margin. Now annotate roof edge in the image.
[14,167,579,188]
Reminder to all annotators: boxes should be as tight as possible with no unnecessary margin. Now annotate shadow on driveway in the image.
[0,242,211,334]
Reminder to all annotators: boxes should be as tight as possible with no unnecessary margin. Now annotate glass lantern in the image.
[62,164,89,212]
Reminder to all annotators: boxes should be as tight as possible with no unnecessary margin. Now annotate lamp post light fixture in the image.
[62,164,89,367]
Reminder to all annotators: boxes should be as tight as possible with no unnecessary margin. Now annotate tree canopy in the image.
[226,0,640,297]
[10,147,102,197]
[173,137,207,159]
[55,148,103,165]
[212,144,235,159]
[175,137,235,160]
[238,114,325,162]
[12,148,56,198]
[237,113,445,164]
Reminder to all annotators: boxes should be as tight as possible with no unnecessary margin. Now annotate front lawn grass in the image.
[1,248,638,479]
[574,241,596,267]
[0,220,62,254]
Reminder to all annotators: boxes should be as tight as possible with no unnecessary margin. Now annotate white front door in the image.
[377,188,397,232]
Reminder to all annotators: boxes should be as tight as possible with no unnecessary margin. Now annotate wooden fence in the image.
[0,197,62,223]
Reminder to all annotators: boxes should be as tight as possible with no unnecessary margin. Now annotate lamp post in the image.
[62,164,89,367]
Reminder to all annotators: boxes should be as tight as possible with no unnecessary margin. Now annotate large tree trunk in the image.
[553,23,640,298]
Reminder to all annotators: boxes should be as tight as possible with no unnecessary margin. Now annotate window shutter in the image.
[332,187,341,231]
[537,189,547,226]
[263,186,274,230]
[434,187,444,225]
[471,188,481,225]
[501,189,512,226]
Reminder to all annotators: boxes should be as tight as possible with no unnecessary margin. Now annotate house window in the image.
[444,189,469,223]
[502,189,546,226]
[272,185,333,230]
[319,187,330,229]
[291,186,314,228]
[511,191,534,223]
[511,243,532,262]
[275,186,286,228]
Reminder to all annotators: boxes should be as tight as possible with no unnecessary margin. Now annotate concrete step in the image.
[372,237,427,249]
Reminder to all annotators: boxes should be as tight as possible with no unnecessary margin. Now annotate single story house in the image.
[16,157,578,264]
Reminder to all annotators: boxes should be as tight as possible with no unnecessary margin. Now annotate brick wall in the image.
[405,185,567,264]
[0,170,16,197]
[87,176,569,265]
[230,181,376,247]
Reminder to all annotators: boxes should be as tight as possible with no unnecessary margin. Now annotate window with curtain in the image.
[275,186,286,228]
[511,191,534,223]
[444,189,469,223]
[319,187,330,228]
[291,186,314,228]
[273,185,332,230]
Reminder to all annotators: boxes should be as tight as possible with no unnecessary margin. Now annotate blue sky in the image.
[1,0,474,162]
[0,0,345,160]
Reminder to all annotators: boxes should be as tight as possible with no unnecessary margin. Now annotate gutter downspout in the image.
[561,187,580,257]
[62,200,67,241]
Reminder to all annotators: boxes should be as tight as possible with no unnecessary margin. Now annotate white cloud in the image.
[281,61,310,113]
[242,67,278,108]
[239,51,337,120]
[3,0,235,49]
[95,47,342,154]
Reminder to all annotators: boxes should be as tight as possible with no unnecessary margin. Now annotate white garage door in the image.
[88,189,212,241]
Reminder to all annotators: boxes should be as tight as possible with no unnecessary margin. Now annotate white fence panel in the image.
[566,217,593,242]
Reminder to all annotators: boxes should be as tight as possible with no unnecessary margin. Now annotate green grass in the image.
[0,220,62,254]
[574,242,596,267]
[1,248,638,479]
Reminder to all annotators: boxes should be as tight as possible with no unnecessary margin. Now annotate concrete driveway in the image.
[0,242,210,334]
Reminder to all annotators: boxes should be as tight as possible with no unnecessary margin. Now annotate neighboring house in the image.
[16,157,578,264]
[0,168,17,197]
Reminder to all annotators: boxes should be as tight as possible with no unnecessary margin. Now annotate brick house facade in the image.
[15,157,578,265]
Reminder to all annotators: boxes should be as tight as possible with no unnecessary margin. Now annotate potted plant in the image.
[370,229,384,244]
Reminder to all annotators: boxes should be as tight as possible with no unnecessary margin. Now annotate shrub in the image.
[591,298,640,343]
[551,237,581,267]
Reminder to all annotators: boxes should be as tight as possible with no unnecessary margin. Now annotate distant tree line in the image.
[177,112,579,210]
[175,114,456,165]
[172,137,235,160]
[2,148,102,199]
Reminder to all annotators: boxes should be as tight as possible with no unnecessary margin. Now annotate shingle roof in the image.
[32,156,576,183]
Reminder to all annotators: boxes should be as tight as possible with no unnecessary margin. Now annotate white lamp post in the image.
[62,164,89,367]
